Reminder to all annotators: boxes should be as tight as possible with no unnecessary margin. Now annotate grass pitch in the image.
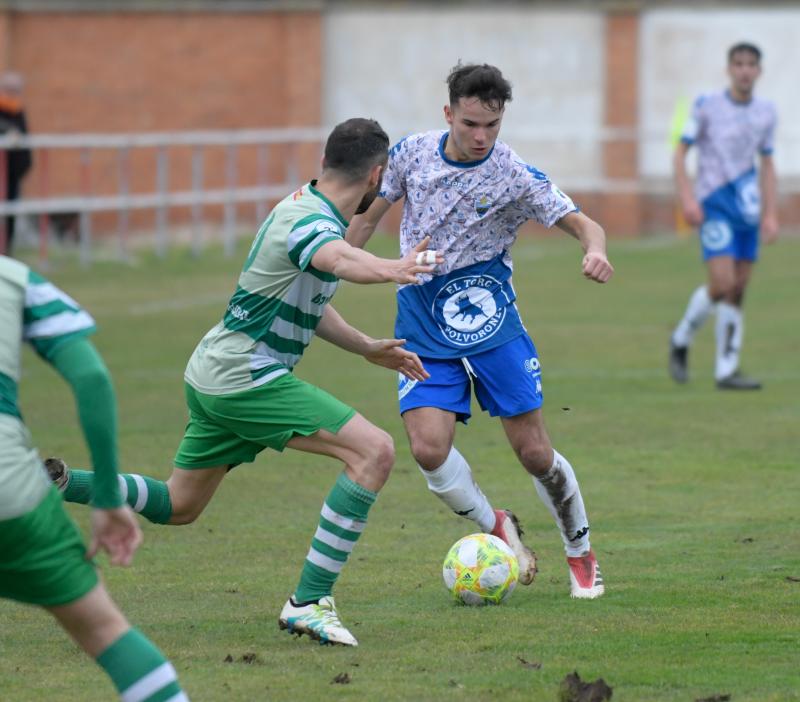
[2,233,799,701]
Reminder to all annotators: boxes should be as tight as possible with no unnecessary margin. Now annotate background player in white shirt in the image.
[348,63,614,598]
[670,42,779,389]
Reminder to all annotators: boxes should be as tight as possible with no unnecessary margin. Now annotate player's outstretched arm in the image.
[315,305,429,382]
[556,211,614,284]
[311,236,443,285]
[49,338,124,509]
[346,196,393,249]
[760,154,779,244]
[674,141,703,226]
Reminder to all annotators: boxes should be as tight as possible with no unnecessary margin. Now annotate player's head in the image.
[443,63,512,162]
[727,42,762,97]
[0,71,24,97]
[322,118,389,213]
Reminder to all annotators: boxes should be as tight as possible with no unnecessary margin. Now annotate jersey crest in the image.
[434,273,506,347]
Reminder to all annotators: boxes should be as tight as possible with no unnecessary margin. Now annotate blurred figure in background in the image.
[669,43,778,390]
[0,71,32,256]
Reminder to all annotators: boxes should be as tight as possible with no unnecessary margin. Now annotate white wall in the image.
[323,6,605,187]
[640,8,800,177]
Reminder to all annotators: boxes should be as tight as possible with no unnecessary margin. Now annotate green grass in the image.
[2,233,799,701]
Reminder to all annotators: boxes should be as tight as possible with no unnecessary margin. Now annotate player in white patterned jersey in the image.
[51,118,442,647]
[670,43,779,390]
[349,63,613,598]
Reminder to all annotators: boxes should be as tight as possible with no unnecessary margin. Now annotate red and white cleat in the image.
[567,549,605,599]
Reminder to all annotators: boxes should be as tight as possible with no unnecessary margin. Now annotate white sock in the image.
[532,450,590,557]
[672,285,713,347]
[715,302,743,380]
[420,446,496,532]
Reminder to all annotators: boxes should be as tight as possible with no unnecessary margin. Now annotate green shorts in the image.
[174,374,356,469]
[0,487,98,606]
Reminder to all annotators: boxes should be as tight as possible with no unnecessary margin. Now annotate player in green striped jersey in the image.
[0,256,188,700]
[52,118,441,647]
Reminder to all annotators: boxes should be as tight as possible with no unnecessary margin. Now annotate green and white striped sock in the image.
[96,628,187,702]
[64,469,172,524]
[293,472,377,603]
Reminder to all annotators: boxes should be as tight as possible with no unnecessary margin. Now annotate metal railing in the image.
[0,127,328,265]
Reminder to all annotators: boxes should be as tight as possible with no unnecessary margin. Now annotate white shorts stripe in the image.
[117,475,128,502]
[320,503,365,533]
[130,474,148,513]
[163,693,189,702]
[306,547,345,574]
[121,662,177,702]
[313,526,356,554]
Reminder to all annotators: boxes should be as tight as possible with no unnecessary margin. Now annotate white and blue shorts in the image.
[398,334,543,422]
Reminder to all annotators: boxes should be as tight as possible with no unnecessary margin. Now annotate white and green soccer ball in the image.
[442,533,519,605]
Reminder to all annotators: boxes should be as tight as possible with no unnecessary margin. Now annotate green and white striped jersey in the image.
[0,256,96,419]
[184,181,347,395]
[0,255,96,519]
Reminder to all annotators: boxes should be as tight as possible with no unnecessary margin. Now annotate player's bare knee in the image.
[516,443,552,477]
[368,430,395,480]
[709,278,736,301]
[167,497,201,525]
[409,437,450,471]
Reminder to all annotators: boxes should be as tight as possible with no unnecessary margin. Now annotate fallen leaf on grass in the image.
[558,670,613,702]
[331,672,351,685]
[517,656,542,670]
[785,576,800,582]
[448,679,464,689]
[695,695,731,702]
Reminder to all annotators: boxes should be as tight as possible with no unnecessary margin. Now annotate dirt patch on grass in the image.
[558,670,613,702]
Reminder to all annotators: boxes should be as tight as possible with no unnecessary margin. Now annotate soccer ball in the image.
[442,533,519,605]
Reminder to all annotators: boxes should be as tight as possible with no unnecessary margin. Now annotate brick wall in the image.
[1,7,323,233]
[1,5,798,240]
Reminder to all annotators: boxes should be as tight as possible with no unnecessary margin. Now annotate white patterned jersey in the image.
[379,130,577,358]
[681,91,776,224]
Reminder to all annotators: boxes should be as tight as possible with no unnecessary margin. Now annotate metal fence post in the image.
[37,148,50,269]
[256,142,268,226]
[155,145,169,257]
[79,147,92,267]
[223,142,237,257]
[191,145,204,257]
[117,146,130,261]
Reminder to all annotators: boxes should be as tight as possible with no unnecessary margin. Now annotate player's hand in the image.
[682,198,704,227]
[364,338,430,381]
[582,251,614,283]
[395,237,444,284]
[87,506,143,567]
[761,213,779,244]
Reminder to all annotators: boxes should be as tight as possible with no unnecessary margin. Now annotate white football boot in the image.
[278,595,358,646]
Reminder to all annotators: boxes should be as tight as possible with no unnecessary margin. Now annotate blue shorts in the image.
[700,216,758,262]
[398,334,543,422]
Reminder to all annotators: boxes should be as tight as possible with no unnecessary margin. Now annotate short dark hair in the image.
[323,118,389,181]
[447,62,513,109]
[728,42,761,63]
